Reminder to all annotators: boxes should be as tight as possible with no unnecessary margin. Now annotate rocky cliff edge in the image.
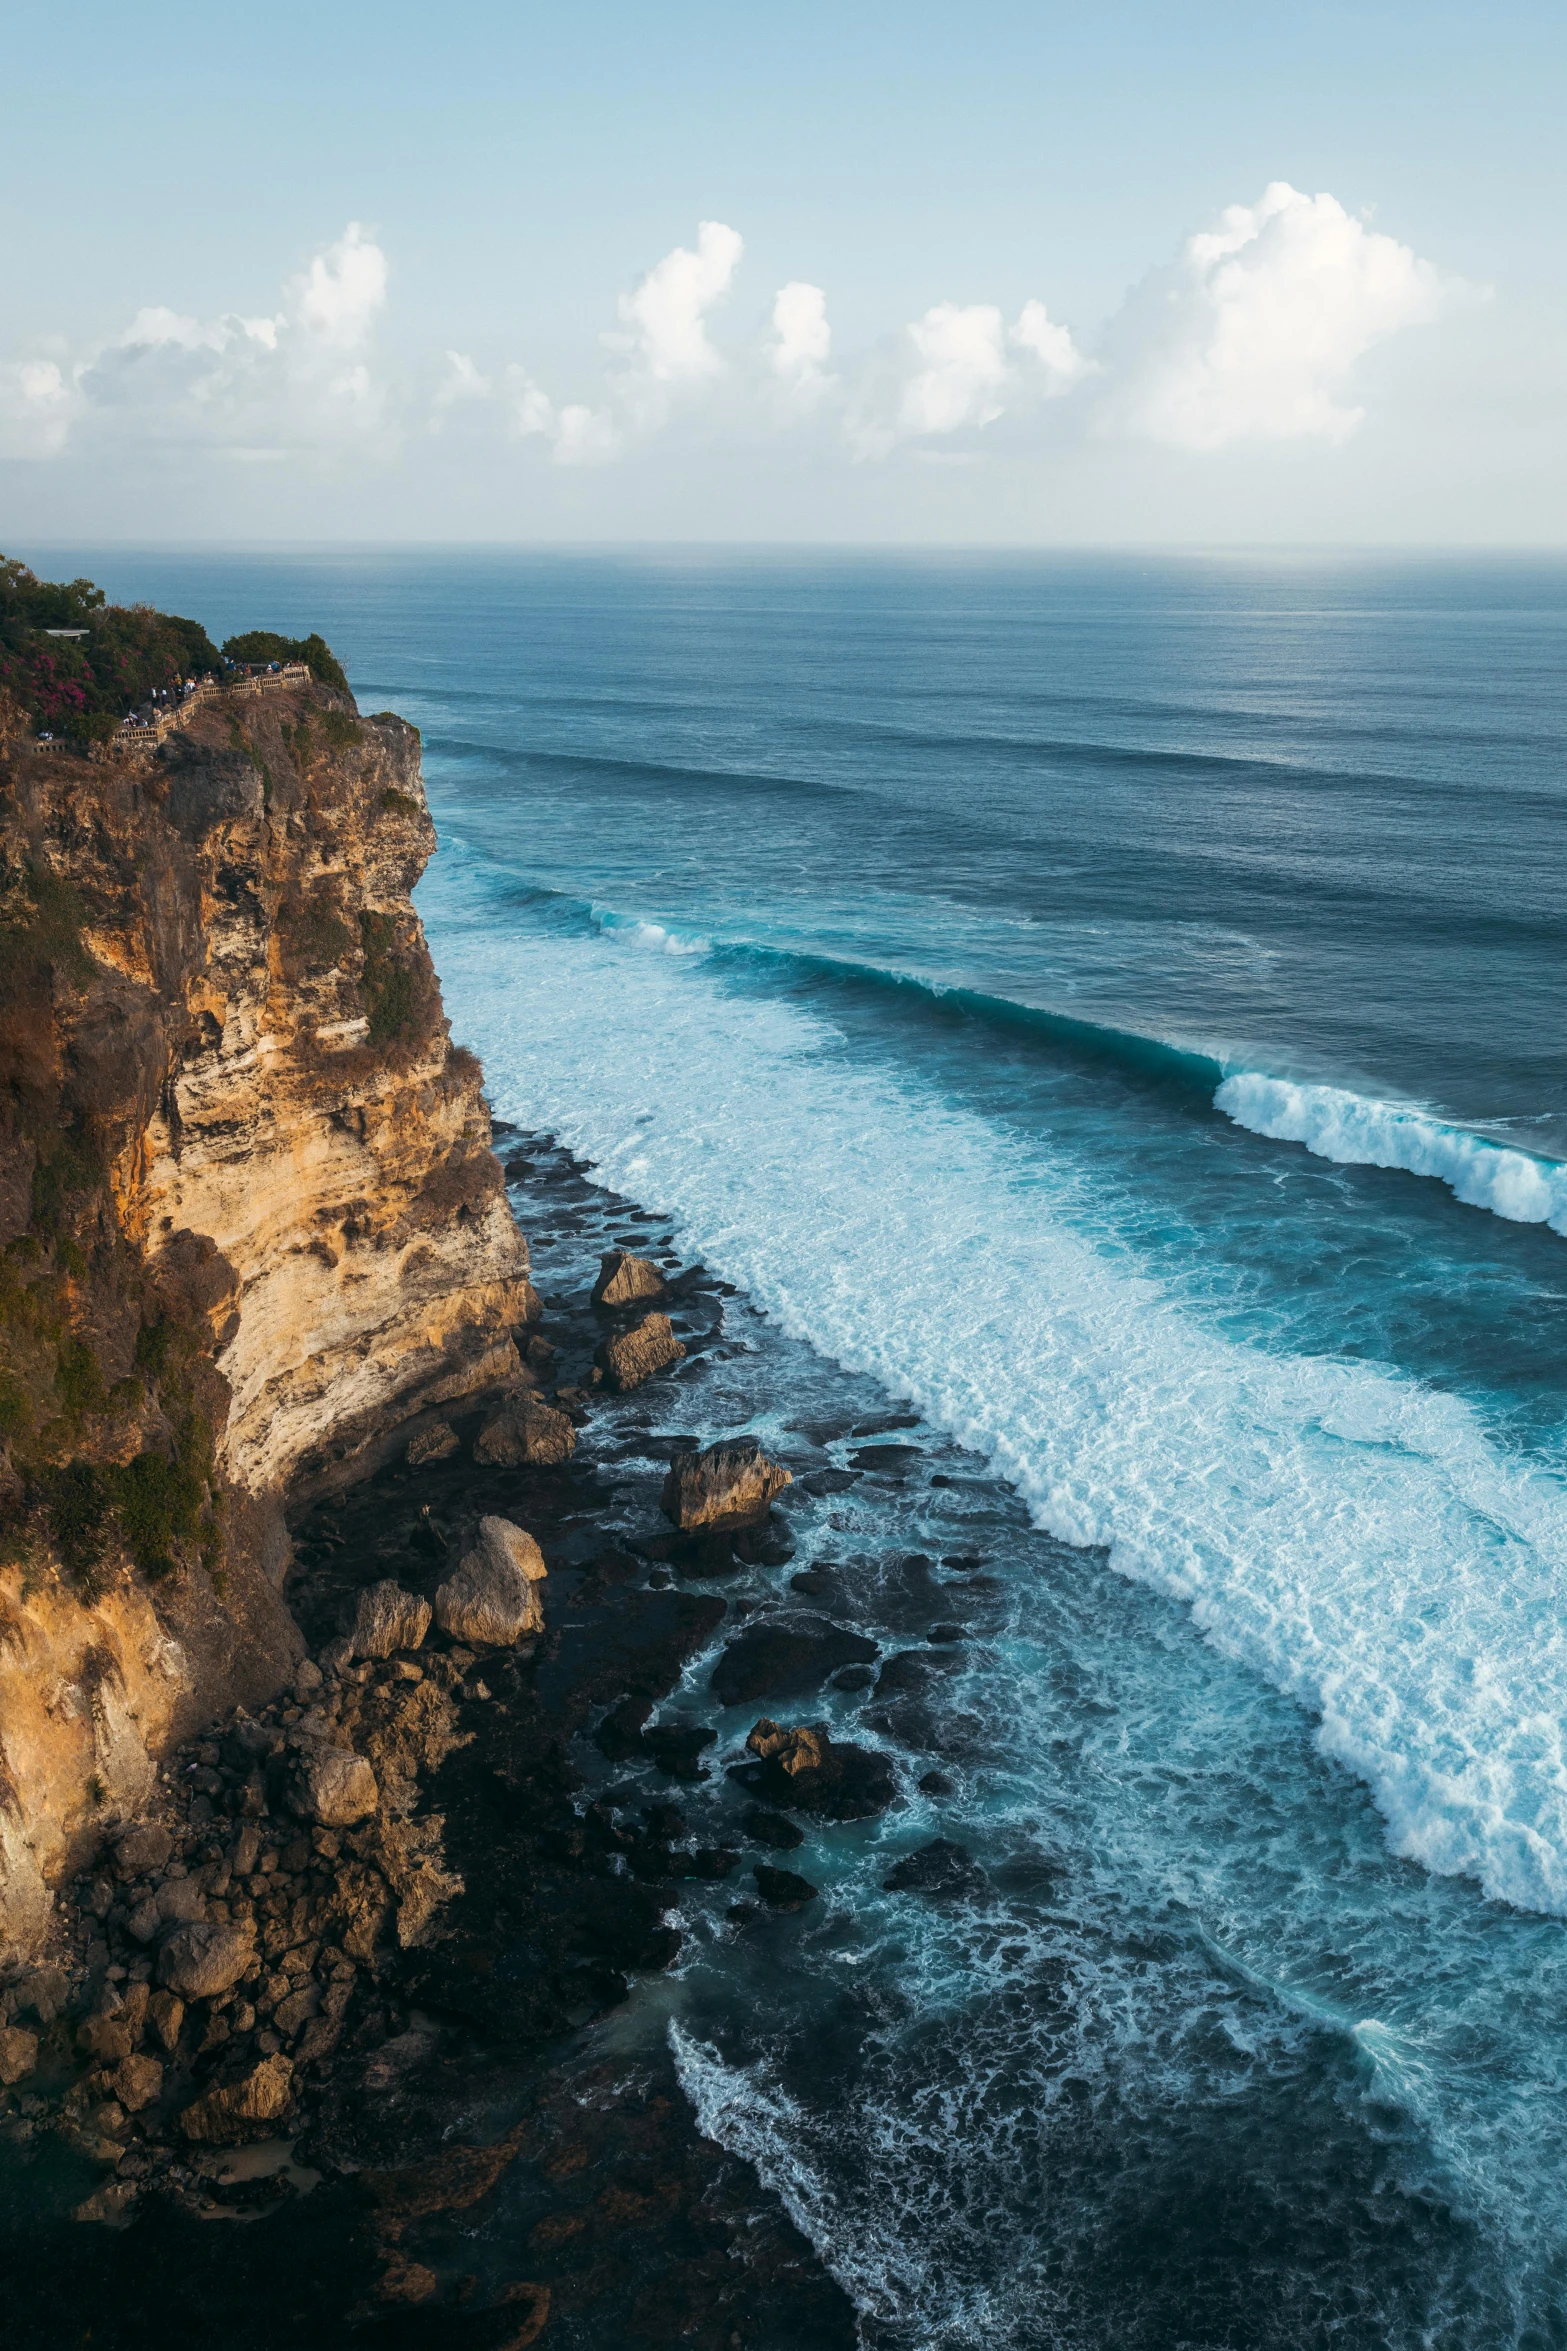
[0,672,535,1961]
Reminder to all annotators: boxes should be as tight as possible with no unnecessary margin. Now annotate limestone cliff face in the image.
[0,676,532,1963]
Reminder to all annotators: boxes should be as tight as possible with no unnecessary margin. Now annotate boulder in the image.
[177,2054,294,2145]
[595,1312,685,1393]
[881,1838,984,1898]
[591,1249,666,1308]
[110,2053,164,2113]
[157,1921,255,2001]
[77,2011,133,2064]
[126,1876,206,1943]
[753,1863,819,1911]
[113,1822,173,1880]
[660,1437,791,1531]
[351,1579,432,1660]
[473,1396,576,1468]
[710,1616,879,1708]
[147,1991,184,2052]
[735,1718,897,1820]
[289,1747,379,1827]
[406,1419,459,1467]
[435,1515,547,1646]
[741,1807,804,1851]
[0,2025,38,2086]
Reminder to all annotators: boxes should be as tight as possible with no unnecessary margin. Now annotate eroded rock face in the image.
[435,1516,547,1647]
[591,1249,666,1308]
[473,1396,577,1467]
[351,1580,432,1661]
[660,1437,791,1531]
[596,1312,685,1394]
[177,2052,294,2144]
[0,677,533,1962]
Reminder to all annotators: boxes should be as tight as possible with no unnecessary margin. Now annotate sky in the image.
[2,0,1564,545]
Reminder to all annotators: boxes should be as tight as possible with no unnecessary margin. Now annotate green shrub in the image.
[221,628,349,693]
[320,710,363,749]
[45,1459,113,1582]
[379,787,420,819]
[55,1338,108,1422]
[117,1447,204,1581]
[359,910,420,1043]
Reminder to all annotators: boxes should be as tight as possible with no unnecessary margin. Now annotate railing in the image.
[105,662,313,752]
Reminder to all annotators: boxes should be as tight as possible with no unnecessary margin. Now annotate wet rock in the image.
[594,1694,654,1761]
[918,1770,954,1796]
[882,1839,984,1897]
[436,1514,547,1646]
[710,1615,879,1707]
[0,2024,38,2085]
[158,1922,255,2000]
[474,1395,577,1467]
[177,2052,294,2145]
[927,1622,966,1645]
[406,1418,459,1467]
[641,1723,716,1780]
[596,1311,685,1393]
[110,2052,164,2112]
[741,1807,804,1851]
[289,1746,379,1827]
[734,1718,897,1820]
[832,1663,877,1693]
[592,1248,667,1308]
[753,1863,819,1911]
[350,1578,432,1660]
[849,1444,921,1474]
[660,1436,792,1531]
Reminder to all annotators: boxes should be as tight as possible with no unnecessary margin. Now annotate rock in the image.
[435,1515,547,1646]
[0,2024,38,2085]
[351,1578,432,1660]
[10,1967,66,2025]
[918,1770,954,1797]
[288,1746,379,1827]
[147,1990,184,2051]
[591,1249,666,1308]
[741,1808,805,1851]
[72,2180,140,2226]
[753,1863,819,1911]
[833,1664,877,1692]
[710,1616,879,1707]
[274,1983,322,2037]
[494,2282,551,2348]
[158,1922,255,2000]
[882,1838,984,1897]
[293,1657,324,1699]
[77,2012,134,2064]
[473,1396,576,1467]
[377,2254,439,2305]
[177,2053,294,2145]
[736,1718,897,1820]
[406,1418,459,1467]
[594,1695,653,1760]
[113,1822,173,1879]
[127,1875,209,1943]
[850,1444,921,1474]
[660,1437,792,1531]
[110,2053,164,2112]
[642,1723,716,1780]
[595,1312,685,1393]
[927,1622,966,1645]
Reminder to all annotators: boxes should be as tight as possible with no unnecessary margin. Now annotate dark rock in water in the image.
[591,1247,667,1308]
[882,1839,984,1898]
[731,1718,898,1819]
[742,1806,805,1850]
[876,1648,960,1696]
[943,1553,986,1570]
[790,1567,831,1596]
[927,1622,966,1645]
[851,1413,921,1437]
[832,1663,876,1693]
[643,1722,717,1779]
[849,1444,921,1474]
[919,1770,955,1795]
[799,1467,863,1497]
[683,1847,740,1880]
[660,1435,792,1530]
[709,1615,879,1707]
[595,1695,654,1760]
[754,1863,819,1910]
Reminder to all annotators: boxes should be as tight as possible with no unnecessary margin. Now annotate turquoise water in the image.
[46,546,1567,2343]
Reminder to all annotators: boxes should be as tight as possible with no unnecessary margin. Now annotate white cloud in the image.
[1101,181,1449,448]
[615,220,743,386]
[431,350,494,429]
[290,222,386,350]
[769,281,833,401]
[0,359,77,459]
[847,297,1089,458]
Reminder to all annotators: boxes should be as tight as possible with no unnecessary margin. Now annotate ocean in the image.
[50,545,1567,2345]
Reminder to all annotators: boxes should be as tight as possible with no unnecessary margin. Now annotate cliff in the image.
[0,665,534,1963]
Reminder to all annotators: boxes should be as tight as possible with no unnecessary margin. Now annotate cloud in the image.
[768,281,833,402]
[0,360,78,459]
[291,222,387,350]
[430,350,494,429]
[1100,181,1450,448]
[846,297,1089,459]
[511,220,743,464]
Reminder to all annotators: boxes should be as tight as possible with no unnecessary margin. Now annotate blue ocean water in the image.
[46,546,1567,2343]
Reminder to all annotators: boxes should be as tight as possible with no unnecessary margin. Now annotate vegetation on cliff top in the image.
[0,555,350,739]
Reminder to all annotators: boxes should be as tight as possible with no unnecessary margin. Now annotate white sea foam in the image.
[424,864,1567,1919]
[1216,1072,1567,1235]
